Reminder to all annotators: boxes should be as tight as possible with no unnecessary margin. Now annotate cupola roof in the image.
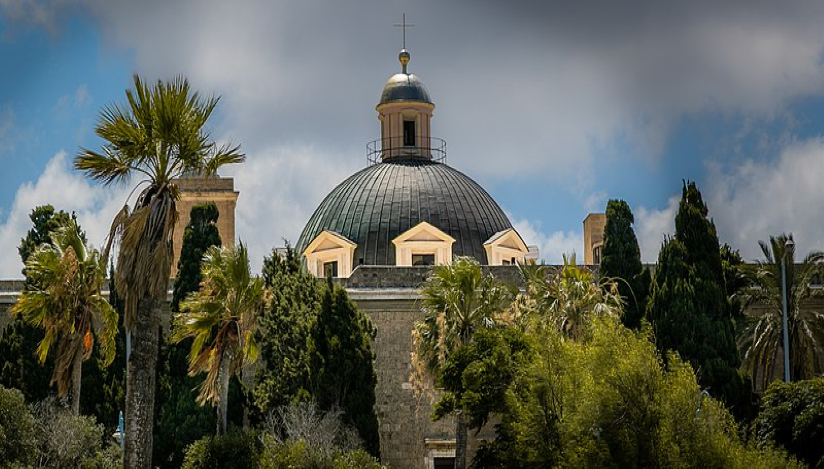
[378,49,433,105]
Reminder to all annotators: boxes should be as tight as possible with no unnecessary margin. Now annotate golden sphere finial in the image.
[399,49,410,74]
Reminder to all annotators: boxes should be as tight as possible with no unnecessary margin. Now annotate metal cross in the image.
[393,13,415,49]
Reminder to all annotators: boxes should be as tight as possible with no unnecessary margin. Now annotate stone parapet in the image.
[340,265,526,289]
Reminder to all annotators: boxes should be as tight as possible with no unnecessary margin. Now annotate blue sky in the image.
[2,1,824,277]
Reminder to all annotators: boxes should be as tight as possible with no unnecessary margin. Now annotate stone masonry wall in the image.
[351,291,495,469]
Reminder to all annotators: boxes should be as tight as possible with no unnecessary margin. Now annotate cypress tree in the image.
[253,247,321,416]
[311,278,380,457]
[154,203,221,467]
[647,181,746,414]
[254,247,380,457]
[171,203,222,312]
[600,199,650,329]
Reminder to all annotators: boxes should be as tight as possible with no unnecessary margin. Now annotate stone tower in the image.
[583,212,606,265]
[171,175,239,277]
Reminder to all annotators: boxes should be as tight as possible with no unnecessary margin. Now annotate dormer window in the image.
[393,222,455,266]
[323,261,339,278]
[412,254,435,266]
[484,228,530,266]
[303,230,357,278]
[403,120,416,146]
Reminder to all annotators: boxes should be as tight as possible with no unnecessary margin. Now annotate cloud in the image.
[0,151,129,278]
[6,0,824,273]
[635,196,678,263]
[510,215,582,264]
[706,138,824,261]
[0,0,83,36]
[54,83,91,119]
[223,144,361,273]
[75,0,824,186]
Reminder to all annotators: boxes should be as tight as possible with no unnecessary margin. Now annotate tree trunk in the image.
[217,348,232,436]
[70,340,83,415]
[124,296,161,469]
[455,413,467,469]
[241,361,253,430]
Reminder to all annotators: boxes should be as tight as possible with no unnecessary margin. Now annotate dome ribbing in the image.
[296,159,512,266]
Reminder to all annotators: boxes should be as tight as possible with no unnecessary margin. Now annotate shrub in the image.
[29,398,120,468]
[182,430,263,469]
[0,385,38,466]
[259,439,384,469]
[754,378,824,468]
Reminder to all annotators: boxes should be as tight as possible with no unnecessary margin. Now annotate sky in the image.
[2,0,824,277]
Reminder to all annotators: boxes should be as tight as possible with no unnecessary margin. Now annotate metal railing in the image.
[367,136,447,165]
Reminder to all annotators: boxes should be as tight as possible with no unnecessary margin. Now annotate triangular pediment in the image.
[392,221,456,245]
[303,230,357,256]
[484,228,528,253]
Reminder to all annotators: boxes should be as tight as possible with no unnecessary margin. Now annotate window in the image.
[433,458,455,469]
[403,120,416,146]
[412,253,435,266]
[501,258,511,265]
[323,261,338,278]
[593,245,602,265]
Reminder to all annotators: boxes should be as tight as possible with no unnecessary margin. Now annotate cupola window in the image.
[403,120,416,147]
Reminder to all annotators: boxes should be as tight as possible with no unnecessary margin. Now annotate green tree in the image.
[412,256,513,469]
[253,247,321,416]
[600,199,650,329]
[172,203,222,312]
[173,242,264,435]
[253,247,381,457]
[647,181,747,414]
[18,205,80,282]
[474,318,799,468]
[753,378,824,468]
[154,203,222,467]
[0,205,77,402]
[310,278,380,457]
[740,234,824,385]
[11,219,117,414]
[75,74,243,467]
[433,327,532,435]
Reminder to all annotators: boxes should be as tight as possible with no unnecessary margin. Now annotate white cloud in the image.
[510,215,582,265]
[707,138,824,261]
[5,0,824,274]
[0,151,130,278]
[635,196,678,263]
[71,0,824,194]
[224,144,361,273]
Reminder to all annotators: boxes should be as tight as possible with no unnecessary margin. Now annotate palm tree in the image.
[74,75,243,467]
[740,233,824,388]
[411,256,512,469]
[172,243,265,435]
[11,220,117,415]
[518,255,622,340]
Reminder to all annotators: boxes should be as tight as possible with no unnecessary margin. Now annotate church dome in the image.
[296,158,513,266]
[379,73,432,105]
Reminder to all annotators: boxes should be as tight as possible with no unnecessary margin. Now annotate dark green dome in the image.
[379,73,432,105]
[296,158,513,266]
